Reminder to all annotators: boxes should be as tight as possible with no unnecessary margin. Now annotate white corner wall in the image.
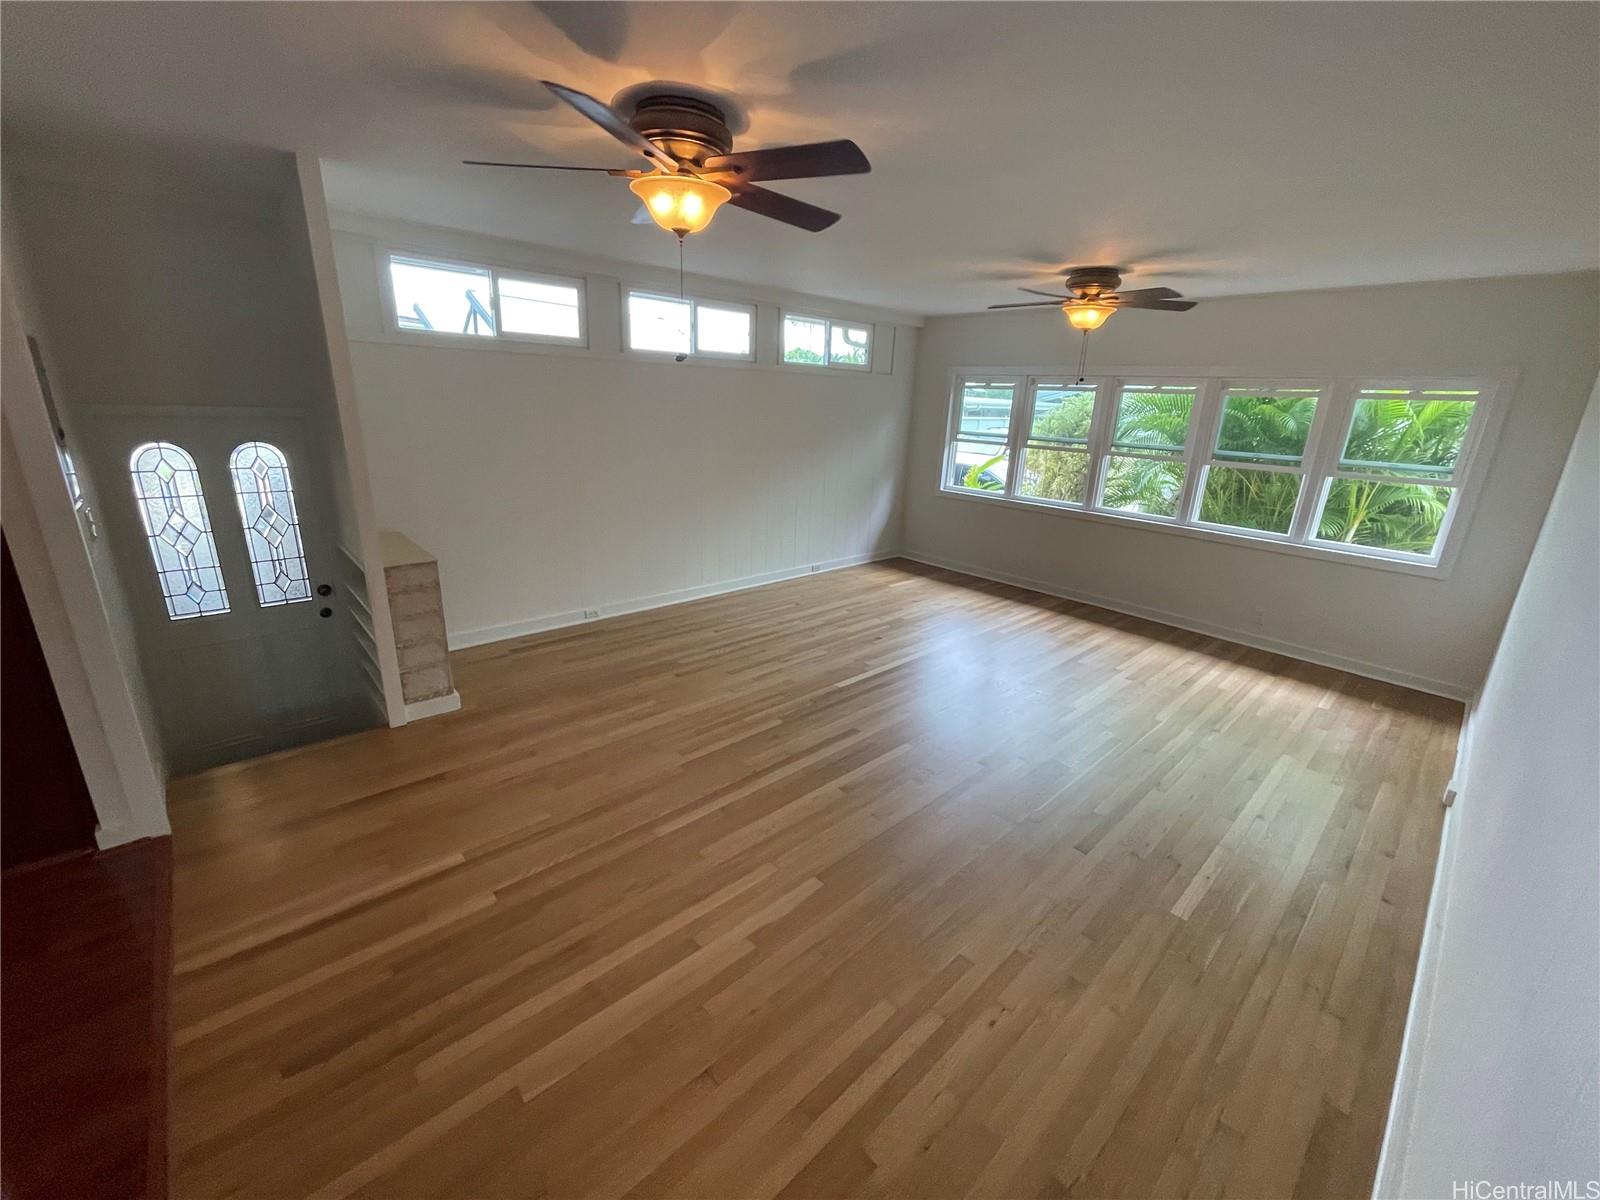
[902,272,1599,697]
[330,213,919,647]
[1377,375,1599,1196]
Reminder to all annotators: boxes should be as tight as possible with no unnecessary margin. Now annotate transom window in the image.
[624,290,754,360]
[940,374,1493,570]
[783,313,872,369]
[229,442,311,607]
[386,253,585,345]
[129,441,230,620]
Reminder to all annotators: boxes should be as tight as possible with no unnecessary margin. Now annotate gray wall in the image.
[1380,376,1599,1194]
[902,273,1599,696]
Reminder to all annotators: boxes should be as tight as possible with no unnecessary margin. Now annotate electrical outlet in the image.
[583,609,601,620]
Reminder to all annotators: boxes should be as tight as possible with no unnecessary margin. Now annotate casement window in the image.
[782,313,872,369]
[624,290,755,360]
[385,253,585,345]
[940,373,1495,572]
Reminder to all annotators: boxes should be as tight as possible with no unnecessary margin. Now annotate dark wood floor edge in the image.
[148,835,173,1200]
[892,552,1472,707]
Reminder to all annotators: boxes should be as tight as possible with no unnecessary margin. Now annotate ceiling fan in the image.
[988,266,1197,330]
[989,266,1198,380]
[466,81,870,238]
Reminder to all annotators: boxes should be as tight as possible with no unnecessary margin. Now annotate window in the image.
[1017,382,1095,505]
[624,291,754,360]
[783,313,872,369]
[389,256,495,337]
[129,442,229,620]
[229,442,312,607]
[385,253,584,344]
[939,374,1491,571]
[496,274,582,341]
[947,378,1018,492]
[1099,384,1198,518]
[1196,387,1322,534]
[1311,386,1479,556]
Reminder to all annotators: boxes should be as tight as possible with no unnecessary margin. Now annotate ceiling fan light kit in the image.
[467,81,871,239]
[987,267,1200,380]
[628,172,731,236]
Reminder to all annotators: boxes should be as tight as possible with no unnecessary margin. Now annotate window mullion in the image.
[1290,382,1352,543]
[1002,378,1033,498]
[1084,378,1116,509]
[1176,377,1222,525]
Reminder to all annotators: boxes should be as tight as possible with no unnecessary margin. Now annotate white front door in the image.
[82,408,366,774]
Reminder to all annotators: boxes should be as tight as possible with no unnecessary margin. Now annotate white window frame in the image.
[938,369,1507,577]
[1186,380,1332,542]
[780,310,872,371]
[622,289,756,362]
[379,250,587,348]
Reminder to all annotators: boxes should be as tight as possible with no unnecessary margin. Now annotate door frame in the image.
[1,269,168,847]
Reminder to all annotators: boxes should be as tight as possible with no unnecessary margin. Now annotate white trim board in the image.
[1371,698,1474,1198]
[448,551,898,652]
[898,549,1473,701]
[404,690,461,722]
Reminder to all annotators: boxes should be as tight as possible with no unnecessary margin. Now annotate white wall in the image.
[902,273,1599,696]
[1378,376,1599,1196]
[330,213,919,646]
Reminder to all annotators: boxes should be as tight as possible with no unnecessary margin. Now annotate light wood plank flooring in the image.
[169,560,1458,1199]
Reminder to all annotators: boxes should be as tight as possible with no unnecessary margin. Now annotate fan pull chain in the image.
[674,235,688,363]
[1076,330,1091,384]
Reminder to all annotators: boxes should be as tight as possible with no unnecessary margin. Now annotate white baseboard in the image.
[1371,699,1475,1198]
[447,550,901,652]
[899,549,1472,702]
[404,689,461,722]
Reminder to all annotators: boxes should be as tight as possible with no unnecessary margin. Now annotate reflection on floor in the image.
[169,560,1458,1199]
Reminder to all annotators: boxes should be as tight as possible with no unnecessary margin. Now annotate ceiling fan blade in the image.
[727,184,840,232]
[988,301,1067,309]
[542,80,680,172]
[1019,287,1073,299]
[1111,287,1183,304]
[463,160,635,175]
[1118,297,1197,311]
[700,139,870,182]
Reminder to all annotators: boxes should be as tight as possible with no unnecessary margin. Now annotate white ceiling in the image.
[3,2,1596,315]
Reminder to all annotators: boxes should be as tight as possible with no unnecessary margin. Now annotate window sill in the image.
[933,485,1453,579]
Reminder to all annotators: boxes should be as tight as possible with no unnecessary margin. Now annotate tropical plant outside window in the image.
[942,374,1486,567]
[1315,389,1477,554]
[947,378,1017,492]
[784,314,872,369]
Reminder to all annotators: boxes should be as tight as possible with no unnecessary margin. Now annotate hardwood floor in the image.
[2,839,171,1200]
[168,560,1459,1199]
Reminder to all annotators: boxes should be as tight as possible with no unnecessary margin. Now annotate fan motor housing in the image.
[628,94,733,165]
[1065,266,1124,298]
